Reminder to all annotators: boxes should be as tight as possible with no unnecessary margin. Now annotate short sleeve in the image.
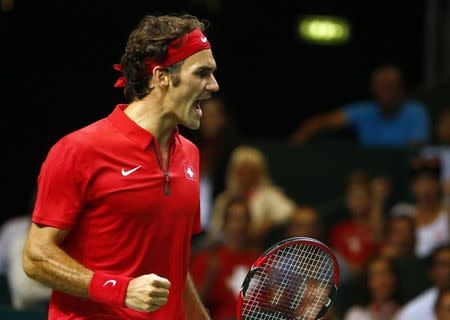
[408,103,430,143]
[32,137,86,230]
[342,102,372,127]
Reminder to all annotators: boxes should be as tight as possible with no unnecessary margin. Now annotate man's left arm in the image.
[184,273,210,320]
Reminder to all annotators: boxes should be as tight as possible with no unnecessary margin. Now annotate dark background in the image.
[1,0,426,219]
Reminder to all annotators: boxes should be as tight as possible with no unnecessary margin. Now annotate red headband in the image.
[114,29,211,88]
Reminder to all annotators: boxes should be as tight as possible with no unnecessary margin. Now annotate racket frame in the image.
[237,237,340,320]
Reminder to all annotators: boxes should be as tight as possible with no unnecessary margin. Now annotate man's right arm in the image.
[23,223,92,298]
[23,222,170,312]
[289,110,348,144]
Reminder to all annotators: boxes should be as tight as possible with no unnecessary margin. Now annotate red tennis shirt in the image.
[32,105,201,319]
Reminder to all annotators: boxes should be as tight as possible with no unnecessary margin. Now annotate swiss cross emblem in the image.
[184,164,196,181]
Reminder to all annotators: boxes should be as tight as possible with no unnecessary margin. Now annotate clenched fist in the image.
[125,274,171,312]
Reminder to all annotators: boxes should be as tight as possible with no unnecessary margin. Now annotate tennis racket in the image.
[237,237,339,320]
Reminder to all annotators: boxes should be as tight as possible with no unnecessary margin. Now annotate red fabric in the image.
[328,221,378,267]
[190,246,258,320]
[32,105,201,319]
[114,29,211,88]
[88,272,131,307]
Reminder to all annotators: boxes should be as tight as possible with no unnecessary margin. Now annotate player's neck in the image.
[125,96,177,148]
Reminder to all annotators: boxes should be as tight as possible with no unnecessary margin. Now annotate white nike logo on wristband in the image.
[103,280,117,287]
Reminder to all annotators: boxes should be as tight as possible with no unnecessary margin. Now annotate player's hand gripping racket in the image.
[237,237,339,320]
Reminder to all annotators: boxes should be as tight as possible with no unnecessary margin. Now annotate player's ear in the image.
[150,66,169,88]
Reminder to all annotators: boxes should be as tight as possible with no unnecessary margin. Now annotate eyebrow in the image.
[196,65,217,73]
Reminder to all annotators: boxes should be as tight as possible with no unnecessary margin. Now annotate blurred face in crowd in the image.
[385,216,415,257]
[234,161,262,192]
[286,207,321,239]
[431,249,450,290]
[436,291,450,320]
[199,98,226,139]
[371,67,404,112]
[223,201,251,244]
[346,184,371,218]
[368,258,397,303]
[412,173,441,204]
[436,110,450,145]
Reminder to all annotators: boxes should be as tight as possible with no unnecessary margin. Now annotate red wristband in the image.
[88,272,132,307]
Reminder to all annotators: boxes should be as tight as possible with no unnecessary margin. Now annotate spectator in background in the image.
[381,215,429,303]
[435,288,450,320]
[262,206,321,250]
[8,226,51,310]
[381,215,416,259]
[0,216,30,277]
[345,256,401,320]
[0,189,36,278]
[285,206,321,239]
[209,145,296,241]
[405,157,450,258]
[395,244,450,320]
[390,202,415,217]
[435,108,450,145]
[188,95,239,232]
[190,198,259,320]
[421,108,450,208]
[329,171,389,279]
[0,215,31,305]
[290,65,430,146]
[0,189,51,309]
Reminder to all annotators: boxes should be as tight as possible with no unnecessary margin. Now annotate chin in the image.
[184,120,201,130]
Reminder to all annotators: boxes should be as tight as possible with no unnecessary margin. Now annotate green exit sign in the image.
[299,16,350,45]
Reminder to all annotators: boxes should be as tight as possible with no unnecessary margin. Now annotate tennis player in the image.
[22,14,218,319]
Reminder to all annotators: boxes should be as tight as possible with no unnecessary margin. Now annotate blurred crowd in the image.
[1,64,450,320]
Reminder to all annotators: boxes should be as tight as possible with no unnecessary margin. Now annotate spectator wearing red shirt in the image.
[329,171,389,279]
[23,14,219,320]
[191,198,259,320]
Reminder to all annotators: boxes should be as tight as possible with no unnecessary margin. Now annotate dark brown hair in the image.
[119,14,206,101]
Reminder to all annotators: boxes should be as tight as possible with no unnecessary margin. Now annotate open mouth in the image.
[193,100,203,118]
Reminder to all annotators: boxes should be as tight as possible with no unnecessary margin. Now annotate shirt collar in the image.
[108,104,179,150]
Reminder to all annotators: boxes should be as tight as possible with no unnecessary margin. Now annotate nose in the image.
[206,74,219,93]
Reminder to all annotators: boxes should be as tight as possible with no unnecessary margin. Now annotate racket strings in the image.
[242,243,334,320]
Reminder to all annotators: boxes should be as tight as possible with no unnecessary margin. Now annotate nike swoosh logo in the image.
[121,165,141,176]
[200,36,207,43]
[103,280,117,287]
